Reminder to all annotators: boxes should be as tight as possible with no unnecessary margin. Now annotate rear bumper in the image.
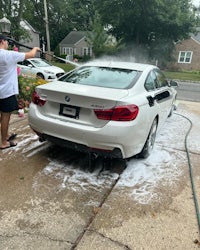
[28,104,149,159]
[36,132,123,158]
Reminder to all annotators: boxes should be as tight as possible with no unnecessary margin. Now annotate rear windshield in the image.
[59,66,141,89]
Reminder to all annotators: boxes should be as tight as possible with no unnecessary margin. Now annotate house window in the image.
[88,48,92,56]
[82,47,92,56]
[63,47,73,55]
[178,51,193,63]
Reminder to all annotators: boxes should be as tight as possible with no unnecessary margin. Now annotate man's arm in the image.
[25,47,41,59]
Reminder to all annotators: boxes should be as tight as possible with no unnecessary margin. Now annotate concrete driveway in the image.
[0,100,200,250]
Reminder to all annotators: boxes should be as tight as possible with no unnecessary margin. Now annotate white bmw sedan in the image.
[28,61,177,159]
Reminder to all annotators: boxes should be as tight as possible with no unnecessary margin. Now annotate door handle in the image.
[155,91,170,101]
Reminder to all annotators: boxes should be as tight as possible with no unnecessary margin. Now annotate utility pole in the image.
[43,0,51,54]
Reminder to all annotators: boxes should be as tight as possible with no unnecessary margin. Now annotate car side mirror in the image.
[27,64,33,68]
[169,80,178,88]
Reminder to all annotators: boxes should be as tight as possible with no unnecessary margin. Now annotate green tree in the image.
[86,12,123,58]
[23,0,71,51]
[22,0,95,51]
[1,0,198,65]
[0,0,29,41]
[94,0,197,65]
[94,0,196,43]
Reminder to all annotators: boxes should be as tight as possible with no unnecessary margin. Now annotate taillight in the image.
[32,91,46,106]
[94,104,139,121]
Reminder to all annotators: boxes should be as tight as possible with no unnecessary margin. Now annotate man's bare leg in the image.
[0,112,16,148]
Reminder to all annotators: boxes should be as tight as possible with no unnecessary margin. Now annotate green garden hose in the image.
[175,112,200,234]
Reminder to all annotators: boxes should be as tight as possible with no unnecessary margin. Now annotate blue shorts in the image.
[0,95,19,113]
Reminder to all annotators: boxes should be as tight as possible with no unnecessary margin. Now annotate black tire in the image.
[137,118,158,159]
[37,73,45,79]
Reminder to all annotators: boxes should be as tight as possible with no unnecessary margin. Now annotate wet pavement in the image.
[0,100,200,250]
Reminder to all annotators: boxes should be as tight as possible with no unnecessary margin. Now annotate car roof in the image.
[82,60,158,71]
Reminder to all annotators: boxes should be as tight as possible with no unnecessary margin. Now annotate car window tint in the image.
[144,70,156,91]
[23,60,31,66]
[59,66,141,89]
[154,69,168,88]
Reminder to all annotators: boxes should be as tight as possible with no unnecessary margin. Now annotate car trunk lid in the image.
[35,81,129,127]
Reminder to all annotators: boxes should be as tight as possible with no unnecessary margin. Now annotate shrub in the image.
[18,74,47,109]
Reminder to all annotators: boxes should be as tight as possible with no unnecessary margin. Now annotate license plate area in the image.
[59,104,80,119]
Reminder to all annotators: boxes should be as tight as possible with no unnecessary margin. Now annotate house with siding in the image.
[59,30,93,61]
[18,20,40,56]
[170,32,200,71]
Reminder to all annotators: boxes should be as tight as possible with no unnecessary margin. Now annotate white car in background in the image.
[28,61,178,159]
[17,58,65,80]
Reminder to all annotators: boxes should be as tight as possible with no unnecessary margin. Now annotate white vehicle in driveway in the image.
[17,58,65,80]
[28,61,178,159]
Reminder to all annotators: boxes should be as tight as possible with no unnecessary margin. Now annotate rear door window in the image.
[144,70,156,91]
[154,69,168,88]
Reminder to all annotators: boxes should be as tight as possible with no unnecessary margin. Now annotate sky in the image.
[192,0,200,6]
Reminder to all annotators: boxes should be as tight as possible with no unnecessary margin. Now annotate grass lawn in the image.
[53,62,76,72]
[164,71,200,82]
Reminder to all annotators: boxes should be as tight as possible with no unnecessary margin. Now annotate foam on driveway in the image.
[30,102,200,205]
[0,100,199,250]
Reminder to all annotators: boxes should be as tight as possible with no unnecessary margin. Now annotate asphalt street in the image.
[176,81,200,102]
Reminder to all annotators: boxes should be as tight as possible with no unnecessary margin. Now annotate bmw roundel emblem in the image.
[65,96,71,102]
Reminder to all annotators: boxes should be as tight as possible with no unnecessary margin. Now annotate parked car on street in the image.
[17,58,65,80]
[28,61,178,159]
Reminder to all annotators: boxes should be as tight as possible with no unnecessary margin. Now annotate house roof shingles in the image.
[190,27,200,43]
[60,31,86,46]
